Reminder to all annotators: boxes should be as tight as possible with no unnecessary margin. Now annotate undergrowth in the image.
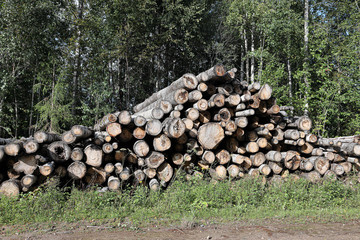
[1,175,360,226]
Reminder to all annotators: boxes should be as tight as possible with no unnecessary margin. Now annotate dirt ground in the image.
[2,219,360,240]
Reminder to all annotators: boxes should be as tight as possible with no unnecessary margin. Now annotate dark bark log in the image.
[34,131,61,143]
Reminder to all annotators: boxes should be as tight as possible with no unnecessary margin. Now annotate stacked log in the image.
[1,64,360,197]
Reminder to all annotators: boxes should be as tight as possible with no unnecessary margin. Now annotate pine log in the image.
[306,134,317,143]
[162,118,186,138]
[225,94,241,107]
[114,163,123,174]
[250,152,266,167]
[4,141,23,156]
[235,109,255,117]
[101,143,113,154]
[84,144,103,167]
[193,99,208,111]
[13,155,37,175]
[133,140,150,157]
[85,167,107,185]
[24,140,39,154]
[215,149,231,165]
[265,151,282,162]
[48,141,71,162]
[71,147,83,161]
[284,129,300,140]
[39,161,55,176]
[268,161,283,174]
[232,154,249,165]
[157,162,173,182]
[141,168,156,180]
[246,142,259,153]
[153,134,171,152]
[0,180,20,197]
[287,116,312,131]
[235,117,248,128]
[171,153,184,165]
[188,90,203,102]
[267,104,280,115]
[258,84,272,100]
[197,82,208,92]
[182,118,194,131]
[310,157,329,175]
[118,110,132,125]
[145,119,163,136]
[227,164,240,178]
[71,125,93,139]
[259,164,271,175]
[197,123,224,150]
[108,176,121,191]
[186,108,199,121]
[341,143,360,156]
[134,169,145,182]
[145,151,165,168]
[94,113,118,131]
[21,174,37,189]
[196,64,226,82]
[67,161,87,179]
[133,115,147,127]
[104,163,115,174]
[119,167,131,181]
[300,159,314,171]
[300,142,314,154]
[133,108,164,120]
[311,148,323,156]
[149,179,160,191]
[34,131,61,143]
[331,163,345,176]
[106,122,122,137]
[339,162,352,173]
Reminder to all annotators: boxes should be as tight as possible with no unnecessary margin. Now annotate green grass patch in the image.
[1,176,360,227]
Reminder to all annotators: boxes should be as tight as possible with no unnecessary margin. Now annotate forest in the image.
[0,0,359,138]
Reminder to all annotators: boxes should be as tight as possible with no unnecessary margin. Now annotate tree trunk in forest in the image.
[303,0,310,116]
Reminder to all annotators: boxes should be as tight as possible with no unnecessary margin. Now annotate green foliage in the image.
[2,177,360,226]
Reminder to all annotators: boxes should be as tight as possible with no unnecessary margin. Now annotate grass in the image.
[1,174,360,228]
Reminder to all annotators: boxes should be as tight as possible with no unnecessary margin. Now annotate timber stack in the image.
[1,64,360,196]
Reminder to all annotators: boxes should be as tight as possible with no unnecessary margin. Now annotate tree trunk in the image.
[67,161,86,179]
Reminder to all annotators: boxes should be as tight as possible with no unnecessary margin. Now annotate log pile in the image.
[1,64,360,196]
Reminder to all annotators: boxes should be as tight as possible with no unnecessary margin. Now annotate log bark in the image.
[265,151,282,162]
[85,167,107,185]
[133,108,164,120]
[227,164,240,178]
[341,143,360,156]
[250,152,266,167]
[235,109,255,117]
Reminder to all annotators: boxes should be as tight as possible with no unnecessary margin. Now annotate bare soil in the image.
[2,219,360,240]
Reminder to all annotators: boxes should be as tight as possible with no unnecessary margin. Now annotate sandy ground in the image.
[2,220,360,240]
